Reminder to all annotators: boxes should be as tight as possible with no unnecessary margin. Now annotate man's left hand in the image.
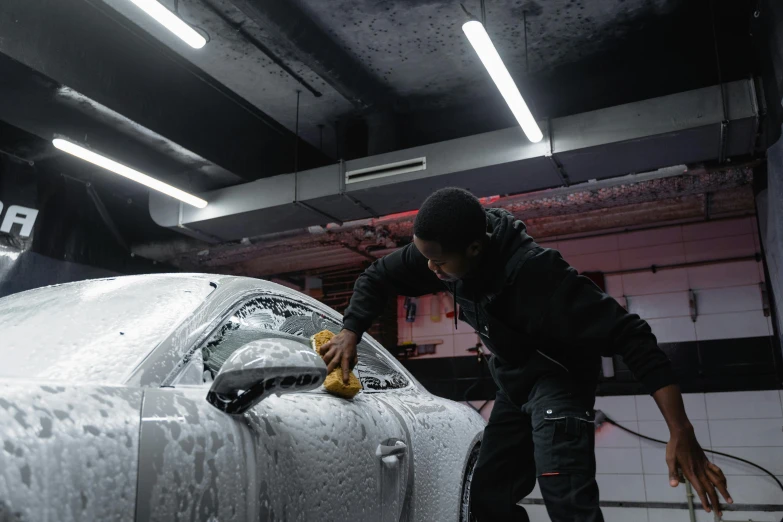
[666,424,732,515]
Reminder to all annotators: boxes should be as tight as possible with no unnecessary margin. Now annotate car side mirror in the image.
[207,338,327,415]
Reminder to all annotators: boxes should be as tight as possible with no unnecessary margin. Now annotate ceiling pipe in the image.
[226,0,393,110]
[133,164,754,268]
[149,79,760,243]
[0,55,240,192]
[0,0,331,183]
[198,0,322,98]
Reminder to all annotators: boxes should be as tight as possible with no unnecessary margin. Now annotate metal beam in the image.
[150,81,759,241]
[85,183,130,252]
[198,0,323,99]
[0,0,330,183]
[0,55,229,192]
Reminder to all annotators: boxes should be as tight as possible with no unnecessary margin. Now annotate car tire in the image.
[459,444,480,522]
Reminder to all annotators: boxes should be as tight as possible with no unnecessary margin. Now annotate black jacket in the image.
[343,208,676,401]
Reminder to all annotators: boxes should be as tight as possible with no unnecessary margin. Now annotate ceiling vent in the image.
[345,157,426,184]
[149,80,760,242]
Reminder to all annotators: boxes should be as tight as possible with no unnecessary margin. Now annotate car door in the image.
[136,291,410,522]
[350,342,415,522]
[242,388,408,522]
[136,385,256,521]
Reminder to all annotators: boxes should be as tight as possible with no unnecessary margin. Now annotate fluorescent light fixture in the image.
[53,139,208,209]
[129,0,207,49]
[462,20,543,143]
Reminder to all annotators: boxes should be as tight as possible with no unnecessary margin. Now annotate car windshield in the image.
[188,293,410,391]
[0,275,215,383]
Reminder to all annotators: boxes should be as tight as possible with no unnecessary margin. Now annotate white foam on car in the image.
[0,274,215,383]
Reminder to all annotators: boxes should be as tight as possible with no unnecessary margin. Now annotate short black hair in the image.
[414,188,487,253]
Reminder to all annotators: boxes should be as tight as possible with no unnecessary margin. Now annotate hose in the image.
[596,411,783,494]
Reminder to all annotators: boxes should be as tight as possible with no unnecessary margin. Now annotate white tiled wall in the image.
[397,293,482,359]
[516,391,783,521]
[559,217,769,342]
[418,217,780,520]
[400,217,771,355]
[468,392,782,519]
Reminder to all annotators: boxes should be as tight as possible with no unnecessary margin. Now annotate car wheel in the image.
[459,444,480,522]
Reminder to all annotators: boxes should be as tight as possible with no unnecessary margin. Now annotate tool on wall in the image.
[464,336,491,414]
[466,336,485,363]
[689,289,698,322]
[394,342,417,359]
[444,293,455,321]
[760,282,770,317]
[430,293,442,322]
[393,339,443,358]
[416,339,443,356]
[404,297,417,323]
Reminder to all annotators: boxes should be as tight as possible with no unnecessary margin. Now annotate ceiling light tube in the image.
[129,0,207,49]
[462,20,543,143]
[53,139,208,209]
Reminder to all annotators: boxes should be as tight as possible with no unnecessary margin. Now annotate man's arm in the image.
[322,243,442,383]
[528,250,732,514]
[342,243,440,337]
[653,384,731,515]
[529,250,675,392]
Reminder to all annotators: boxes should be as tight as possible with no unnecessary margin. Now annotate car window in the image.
[193,294,409,391]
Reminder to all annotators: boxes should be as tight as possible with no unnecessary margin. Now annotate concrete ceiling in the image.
[297,0,679,103]
[0,0,757,165]
[97,0,356,156]
[0,0,763,249]
[83,0,758,151]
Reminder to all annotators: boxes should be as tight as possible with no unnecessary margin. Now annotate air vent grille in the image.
[345,157,426,184]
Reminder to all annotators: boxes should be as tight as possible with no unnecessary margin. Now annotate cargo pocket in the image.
[532,405,596,477]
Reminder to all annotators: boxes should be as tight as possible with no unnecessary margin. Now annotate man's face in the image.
[413,235,481,282]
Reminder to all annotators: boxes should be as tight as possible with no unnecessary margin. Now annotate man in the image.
[320,188,731,521]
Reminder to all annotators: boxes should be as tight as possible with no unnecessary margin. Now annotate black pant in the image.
[470,376,604,522]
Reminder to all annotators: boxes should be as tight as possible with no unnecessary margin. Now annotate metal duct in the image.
[150,80,760,242]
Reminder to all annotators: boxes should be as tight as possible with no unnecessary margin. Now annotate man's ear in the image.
[467,240,483,258]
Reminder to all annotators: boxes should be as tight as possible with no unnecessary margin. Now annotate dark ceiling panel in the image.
[0,54,221,193]
[0,0,330,182]
[227,0,393,110]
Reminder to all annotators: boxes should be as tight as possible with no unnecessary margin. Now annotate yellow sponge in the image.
[311,330,362,399]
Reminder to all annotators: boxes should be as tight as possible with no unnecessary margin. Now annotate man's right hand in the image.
[319,329,360,385]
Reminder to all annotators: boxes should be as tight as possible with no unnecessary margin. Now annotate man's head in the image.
[413,188,487,282]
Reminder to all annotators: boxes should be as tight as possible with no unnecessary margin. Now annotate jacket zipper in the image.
[536,350,569,373]
[451,283,458,330]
